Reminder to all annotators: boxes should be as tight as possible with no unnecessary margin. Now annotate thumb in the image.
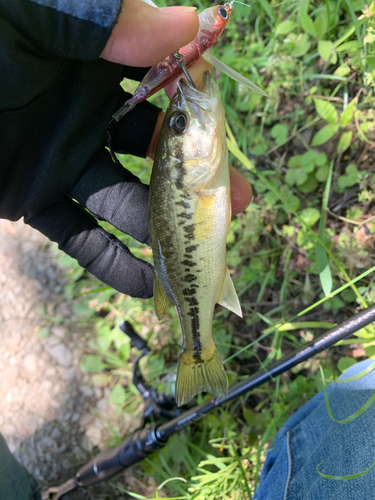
[101,0,199,67]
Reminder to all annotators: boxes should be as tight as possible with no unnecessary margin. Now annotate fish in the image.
[148,70,242,407]
[112,5,232,122]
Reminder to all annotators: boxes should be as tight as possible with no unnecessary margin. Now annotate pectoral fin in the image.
[154,272,173,319]
[217,269,242,317]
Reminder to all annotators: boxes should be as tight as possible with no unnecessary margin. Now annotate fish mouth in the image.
[178,70,219,100]
[177,71,219,117]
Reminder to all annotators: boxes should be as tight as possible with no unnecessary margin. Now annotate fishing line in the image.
[226,0,251,9]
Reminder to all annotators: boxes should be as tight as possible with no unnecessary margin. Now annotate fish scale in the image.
[149,71,242,407]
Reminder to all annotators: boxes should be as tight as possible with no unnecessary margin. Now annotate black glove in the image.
[0,5,160,299]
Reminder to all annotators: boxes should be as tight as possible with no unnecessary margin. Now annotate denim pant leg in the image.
[254,359,375,500]
[0,433,41,500]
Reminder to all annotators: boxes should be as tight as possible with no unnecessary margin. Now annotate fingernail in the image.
[159,6,197,14]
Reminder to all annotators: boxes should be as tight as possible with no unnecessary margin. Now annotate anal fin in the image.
[154,272,173,319]
[217,268,242,317]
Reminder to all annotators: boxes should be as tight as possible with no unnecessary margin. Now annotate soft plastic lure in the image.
[112,4,232,122]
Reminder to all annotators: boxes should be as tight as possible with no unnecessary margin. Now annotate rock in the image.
[50,427,62,440]
[23,354,38,373]
[2,424,16,435]
[80,384,95,398]
[42,338,72,367]
[50,326,66,339]
[39,436,57,451]
[86,420,103,447]
[79,413,94,429]
[96,398,109,413]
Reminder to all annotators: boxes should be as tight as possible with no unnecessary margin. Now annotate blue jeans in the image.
[254,359,375,500]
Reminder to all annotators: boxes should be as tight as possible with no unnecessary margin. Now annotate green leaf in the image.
[336,40,362,53]
[334,63,351,77]
[337,130,353,153]
[337,164,360,190]
[270,123,289,145]
[109,383,127,406]
[316,243,332,295]
[316,163,329,182]
[315,152,328,166]
[337,357,357,373]
[314,12,328,38]
[340,102,355,126]
[298,172,318,193]
[286,167,307,186]
[294,33,311,57]
[301,155,315,173]
[316,159,333,296]
[80,354,105,373]
[300,207,320,227]
[317,458,375,480]
[311,124,339,146]
[318,40,336,62]
[300,11,316,37]
[36,327,50,340]
[313,98,338,123]
[276,20,297,35]
[288,154,303,168]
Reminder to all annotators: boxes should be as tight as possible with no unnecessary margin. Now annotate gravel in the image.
[0,220,147,499]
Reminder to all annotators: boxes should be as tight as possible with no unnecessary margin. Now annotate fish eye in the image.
[169,112,189,135]
[218,6,229,19]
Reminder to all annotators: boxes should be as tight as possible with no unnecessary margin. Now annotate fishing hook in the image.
[173,51,197,89]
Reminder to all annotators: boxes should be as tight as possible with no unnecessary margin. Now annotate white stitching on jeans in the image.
[283,430,293,500]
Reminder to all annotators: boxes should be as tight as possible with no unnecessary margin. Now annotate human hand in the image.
[0,0,200,299]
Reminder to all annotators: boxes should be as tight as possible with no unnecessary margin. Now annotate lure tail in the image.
[175,343,228,407]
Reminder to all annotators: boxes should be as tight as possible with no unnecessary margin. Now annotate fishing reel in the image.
[119,320,183,424]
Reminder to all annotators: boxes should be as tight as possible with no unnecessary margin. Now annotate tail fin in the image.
[175,345,228,407]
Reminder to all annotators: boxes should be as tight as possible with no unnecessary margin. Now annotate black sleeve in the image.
[0,0,160,221]
[0,0,160,298]
[0,0,122,60]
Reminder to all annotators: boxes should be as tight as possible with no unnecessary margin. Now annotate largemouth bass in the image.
[148,70,242,407]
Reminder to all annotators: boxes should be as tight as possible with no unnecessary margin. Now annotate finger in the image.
[230,165,253,215]
[70,150,150,245]
[101,0,199,67]
[164,57,213,99]
[25,200,153,298]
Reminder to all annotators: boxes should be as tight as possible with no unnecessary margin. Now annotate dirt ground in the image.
[0,219,147,499]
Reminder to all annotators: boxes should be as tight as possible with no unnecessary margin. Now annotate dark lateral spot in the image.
[187,306,199,318]
[177,212,192,220]
[181,260,196,268]
[176,200,190,209]
[185,245,197,253]
[183,224,195,241]
[184,273,197,282]
[182,286,198,296]
[186,296,198,306]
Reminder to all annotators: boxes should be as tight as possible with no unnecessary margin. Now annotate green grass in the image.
[53,0,375,497]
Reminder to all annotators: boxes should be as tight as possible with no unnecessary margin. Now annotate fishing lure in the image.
[112,4,232,122]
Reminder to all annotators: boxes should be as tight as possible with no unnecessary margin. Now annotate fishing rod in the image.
[42,303,375,499]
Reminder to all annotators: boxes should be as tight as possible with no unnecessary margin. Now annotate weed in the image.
[54,0,375,497]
